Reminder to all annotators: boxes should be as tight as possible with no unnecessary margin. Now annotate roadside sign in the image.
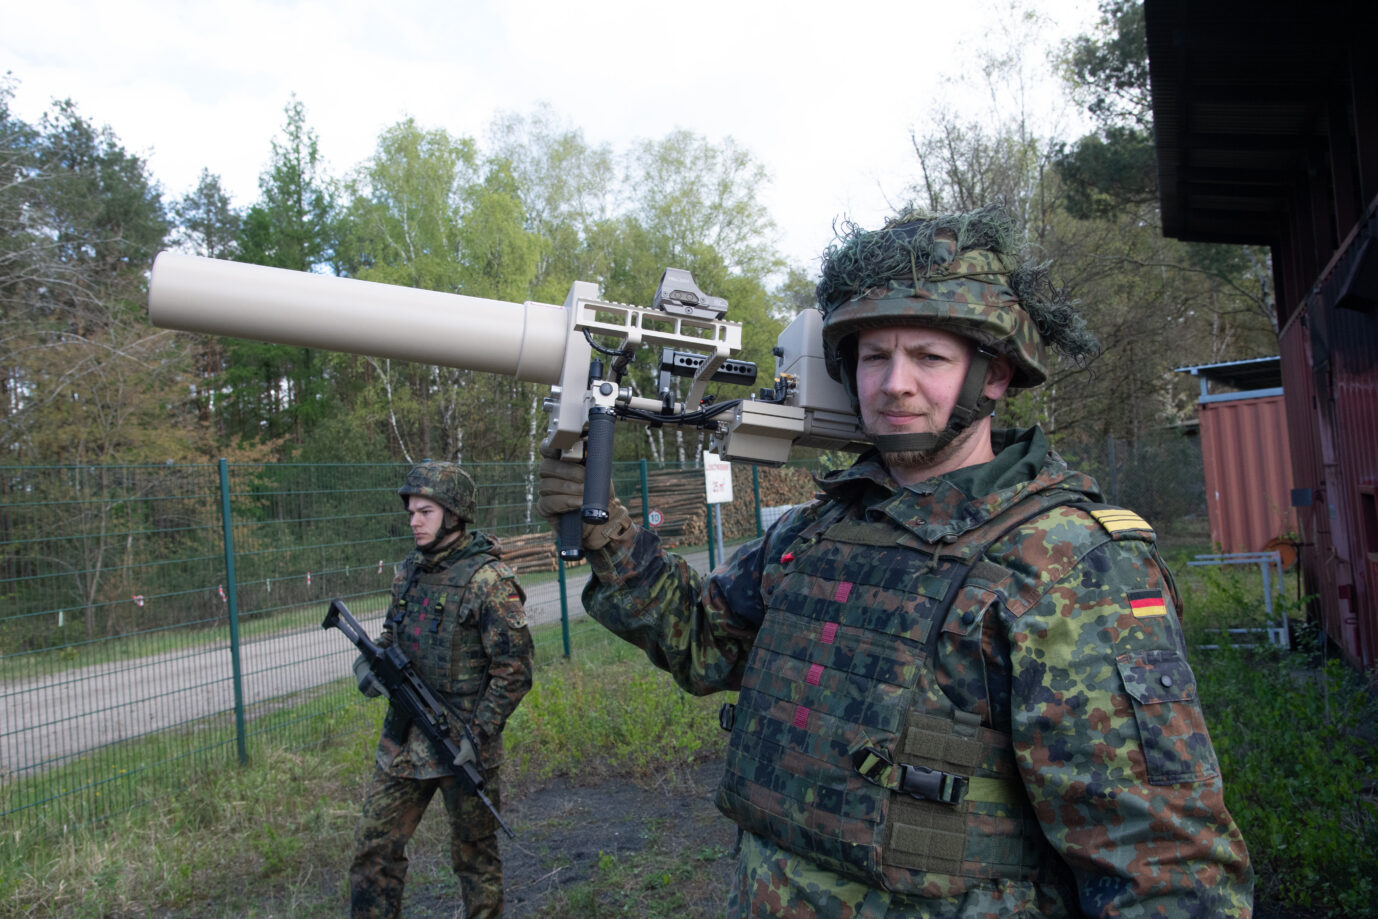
[648,508,663,527]
[703,451,733,504]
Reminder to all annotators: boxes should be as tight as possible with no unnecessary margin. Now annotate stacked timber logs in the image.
[495,465,820,575]
[624,468,710,546]
[722,465,818,538]
[625,465,819,547]
[498,531,585,576]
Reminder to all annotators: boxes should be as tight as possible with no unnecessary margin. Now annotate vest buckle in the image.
[851,746,968,806]
[718,702,736,732]
[897,763,968,806]
[851,745,892,783]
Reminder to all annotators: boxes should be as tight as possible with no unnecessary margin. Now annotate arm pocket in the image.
[1115,649,1219,785]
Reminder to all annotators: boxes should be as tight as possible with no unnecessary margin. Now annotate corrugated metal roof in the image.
[1174,356,1282,392]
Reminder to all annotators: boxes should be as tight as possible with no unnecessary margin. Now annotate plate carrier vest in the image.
[382,550,499,747]
[715,493,1086,894]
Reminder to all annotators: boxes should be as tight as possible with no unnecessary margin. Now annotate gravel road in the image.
[0,549,714,779]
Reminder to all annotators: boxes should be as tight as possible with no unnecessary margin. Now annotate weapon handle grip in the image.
[582,407,615,524]
[558,511,584,561]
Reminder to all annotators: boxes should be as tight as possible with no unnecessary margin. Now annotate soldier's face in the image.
[854,326,976,439]
[407,496,448,547]
[854,325,1014,482]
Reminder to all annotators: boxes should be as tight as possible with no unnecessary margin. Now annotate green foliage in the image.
[337,117,476,289]
[3,583,1374,916]
[487,105,618,304]
[30,98,170,270]
[1183,572,1378,916]
[1055,125,1158,218]
[506,625,727,782]
[456,158,539,301]
[236,95,335,272]
[1055,429,1206,529]
[0,79,189,465]
[1061,0,1152,131]
[0,623,730,918]
[173,168,242,259]
[540,836,728,919]
[213,96,342,447]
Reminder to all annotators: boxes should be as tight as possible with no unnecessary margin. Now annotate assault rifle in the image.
[147,255,869,559]
[322,599,515,839]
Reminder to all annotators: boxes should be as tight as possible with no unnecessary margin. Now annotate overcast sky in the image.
[4,0,1100,276]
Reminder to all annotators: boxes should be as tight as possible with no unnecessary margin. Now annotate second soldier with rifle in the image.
[347,461,534,919]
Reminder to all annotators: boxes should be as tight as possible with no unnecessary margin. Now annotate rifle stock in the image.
[323,599,515,839]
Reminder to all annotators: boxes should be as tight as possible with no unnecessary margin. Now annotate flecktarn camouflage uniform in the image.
[349,531,534,919]
[581,427,1253,918]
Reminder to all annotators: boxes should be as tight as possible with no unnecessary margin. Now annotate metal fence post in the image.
[639,458,649,528]
[218,459,249,765]
[557,555,572,659]
[752,465,763,539]
[711,498,722,570]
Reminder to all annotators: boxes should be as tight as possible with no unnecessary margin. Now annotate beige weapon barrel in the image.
[148,252,570,384]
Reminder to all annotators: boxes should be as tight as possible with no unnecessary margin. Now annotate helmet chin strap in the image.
[873,346,998,455]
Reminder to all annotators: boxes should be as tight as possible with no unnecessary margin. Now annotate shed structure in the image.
[1147,0,1378,667]
[1175,358,1296,555]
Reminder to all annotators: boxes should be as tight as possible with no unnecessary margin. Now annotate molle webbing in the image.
[717,493,1091,892]
[394,553,494,698]
[882,711,1040,880]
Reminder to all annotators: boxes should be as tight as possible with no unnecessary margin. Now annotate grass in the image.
[1181,565,1378,916]
[532,828,733,919]
[0,615,728,918]
[2,550,1375,917]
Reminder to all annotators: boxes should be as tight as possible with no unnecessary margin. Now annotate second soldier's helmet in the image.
[398,461,476,524]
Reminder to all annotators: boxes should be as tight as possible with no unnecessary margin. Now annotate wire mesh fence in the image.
[0,457,818,834]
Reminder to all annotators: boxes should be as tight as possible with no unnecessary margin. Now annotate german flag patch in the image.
[1088,506,1154,538]
[1127,589,1168,617]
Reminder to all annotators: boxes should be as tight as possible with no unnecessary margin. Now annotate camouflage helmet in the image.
[815,203,1097,398]
[398,461,476,524]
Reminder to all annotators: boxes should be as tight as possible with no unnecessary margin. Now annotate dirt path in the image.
[357,758,1317,919]
[399,759,738,919]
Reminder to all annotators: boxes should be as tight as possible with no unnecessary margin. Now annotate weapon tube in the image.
[149,253,569,382]
[148,253,869,555]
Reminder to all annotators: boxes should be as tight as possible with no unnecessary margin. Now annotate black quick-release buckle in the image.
[897,763,967,806]
[851,745,967,806]
[718,702,736,732]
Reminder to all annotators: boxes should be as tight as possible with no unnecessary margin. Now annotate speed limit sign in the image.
[647,509,663,527]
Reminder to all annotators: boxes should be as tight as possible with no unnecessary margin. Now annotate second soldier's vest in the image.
[386,550,496,721]
[715,493,1080,894]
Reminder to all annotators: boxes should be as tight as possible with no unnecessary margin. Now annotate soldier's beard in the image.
[867,419,979,478]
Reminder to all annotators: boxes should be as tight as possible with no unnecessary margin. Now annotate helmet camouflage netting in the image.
[816,202,1099,390]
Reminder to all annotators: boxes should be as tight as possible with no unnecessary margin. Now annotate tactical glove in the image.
[536,456,634,550]
[454,733,478,768]
[353,653,383,698]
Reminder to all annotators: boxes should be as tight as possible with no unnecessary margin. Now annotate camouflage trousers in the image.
[727,832,1070,919]
[349,766,504,919]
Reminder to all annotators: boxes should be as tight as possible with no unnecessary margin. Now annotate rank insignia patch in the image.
[1089,507,1153,535]
[1128,589,1168,617]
